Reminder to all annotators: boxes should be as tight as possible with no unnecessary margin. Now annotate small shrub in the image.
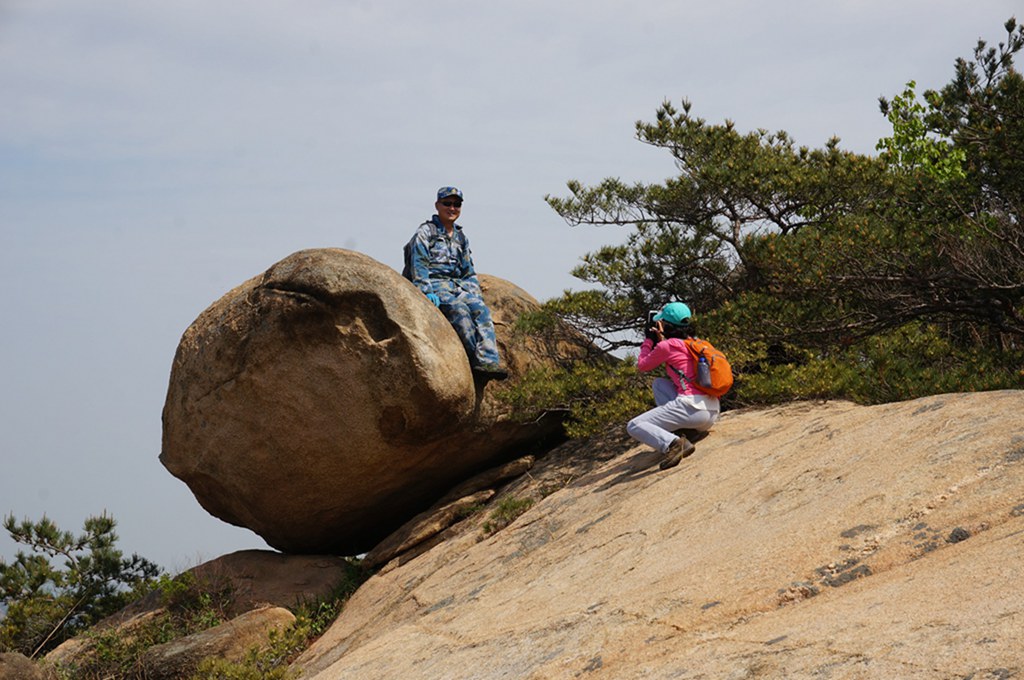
[481,497,536,536]
[453,503,486,520]
[737,323,1024,406]
[155,571,233,634]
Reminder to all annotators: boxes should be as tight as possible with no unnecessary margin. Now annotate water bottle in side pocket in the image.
[697,355,712,389]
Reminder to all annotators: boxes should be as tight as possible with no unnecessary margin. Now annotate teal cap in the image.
[653,302,692,326]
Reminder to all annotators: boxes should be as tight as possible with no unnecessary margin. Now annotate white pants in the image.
[626,378,719,453]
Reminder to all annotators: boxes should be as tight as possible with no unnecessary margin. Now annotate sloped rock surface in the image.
[161,249,570,554]
[294,391,1024,679]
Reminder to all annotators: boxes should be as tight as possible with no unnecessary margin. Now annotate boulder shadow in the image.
[572,447,665,492]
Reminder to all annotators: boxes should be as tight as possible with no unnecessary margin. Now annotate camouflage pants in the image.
[434,280,501,368]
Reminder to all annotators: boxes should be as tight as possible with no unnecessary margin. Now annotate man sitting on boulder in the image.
[403,186,508,381]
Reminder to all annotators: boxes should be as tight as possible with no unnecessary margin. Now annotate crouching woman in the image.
[626,302,720,470]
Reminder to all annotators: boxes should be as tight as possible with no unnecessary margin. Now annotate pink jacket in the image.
[637,337,705,397]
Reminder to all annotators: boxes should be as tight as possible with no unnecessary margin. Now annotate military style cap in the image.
[437,186,464,201]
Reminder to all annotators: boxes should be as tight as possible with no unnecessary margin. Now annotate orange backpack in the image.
[671,337,733,397]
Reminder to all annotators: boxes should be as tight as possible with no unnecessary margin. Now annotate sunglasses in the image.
[440,200,463,208]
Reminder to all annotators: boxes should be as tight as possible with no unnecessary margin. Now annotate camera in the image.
[644,310,660,341]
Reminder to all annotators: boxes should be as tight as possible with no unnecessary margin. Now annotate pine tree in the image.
[0,513,161,657]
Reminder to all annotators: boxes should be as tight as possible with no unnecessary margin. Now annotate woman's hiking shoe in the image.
[659,437,696,470]
[679,428,710,445]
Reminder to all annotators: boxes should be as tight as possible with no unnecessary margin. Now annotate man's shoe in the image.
[659,437,696,470]
[472,365,509,382]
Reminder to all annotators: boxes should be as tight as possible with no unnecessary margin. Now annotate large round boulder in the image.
[160,249,568,554]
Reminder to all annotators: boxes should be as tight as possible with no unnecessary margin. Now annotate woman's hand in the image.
[646,319,665,343]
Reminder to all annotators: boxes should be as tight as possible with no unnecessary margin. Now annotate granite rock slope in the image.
[295,391,1024,679]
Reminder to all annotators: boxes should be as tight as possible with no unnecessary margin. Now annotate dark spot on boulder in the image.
[840,524,876,539]
[576,512,612,534]
[965,669,1013,680]
[912,401,945,415]
[947,527,971,544]
[425,595,455,613]
[378,406,408,438]
[815,558,861,579]
[823,564,872,587]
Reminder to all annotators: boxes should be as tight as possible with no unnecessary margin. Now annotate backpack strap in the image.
[667,338,704,393]
[668,363,693,388]
[402,221,437,281]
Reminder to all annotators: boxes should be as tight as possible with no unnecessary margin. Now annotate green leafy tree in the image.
[0,513,161,658]
[777,17,1024,344]
[877,80,967,182]
[508,18,1024,432]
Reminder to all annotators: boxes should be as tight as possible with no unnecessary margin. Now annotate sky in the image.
[1,1,1018,574]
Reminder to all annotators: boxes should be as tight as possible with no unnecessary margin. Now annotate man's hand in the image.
[426,293,441,307]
